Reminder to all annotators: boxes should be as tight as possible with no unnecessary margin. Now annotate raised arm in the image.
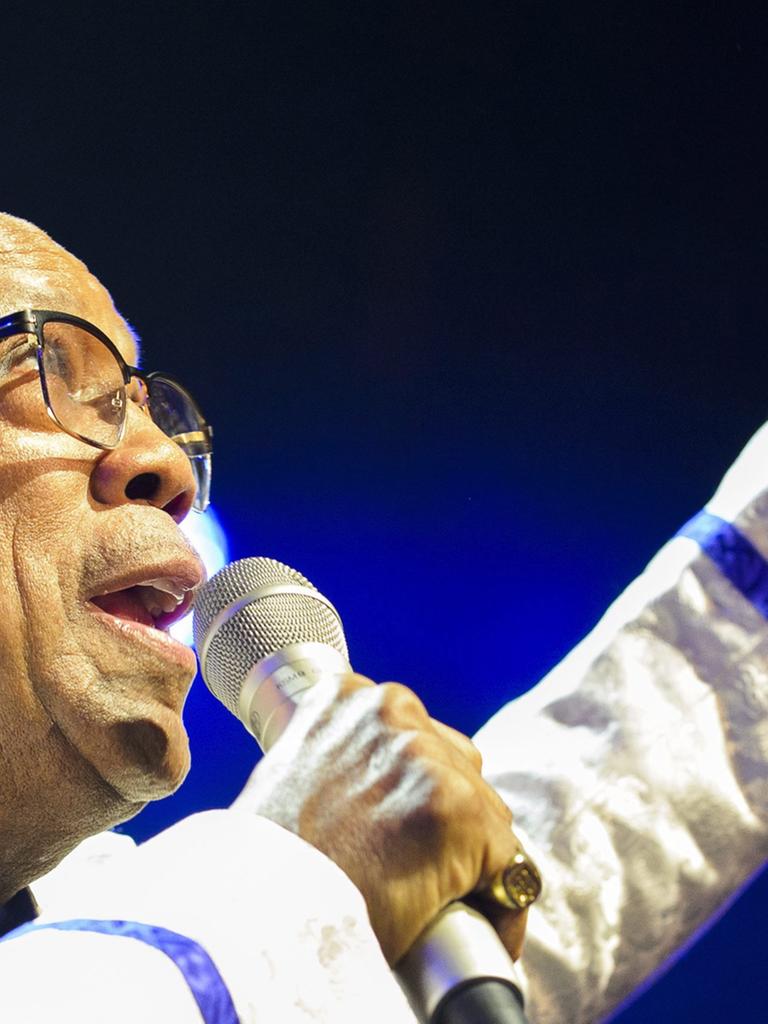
[476,420,768,1023]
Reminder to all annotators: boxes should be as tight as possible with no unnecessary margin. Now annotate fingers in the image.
[430,719,484,771]
[429,719,514,828]
[371,678,482,770]
[496,906,529,962]
[296,673,532,963]
[466,899,529,962]
[344,673,515,844]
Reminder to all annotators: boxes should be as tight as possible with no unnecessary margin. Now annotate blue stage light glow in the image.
[170,506,230,647]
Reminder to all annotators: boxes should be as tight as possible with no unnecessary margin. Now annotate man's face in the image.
[0,217,204,811]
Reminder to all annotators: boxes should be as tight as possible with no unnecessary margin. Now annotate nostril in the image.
[125,472,161,501]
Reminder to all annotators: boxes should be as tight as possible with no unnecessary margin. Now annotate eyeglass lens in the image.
[146,375,212,511]
[40,319,211,511]
[41,321,125,447]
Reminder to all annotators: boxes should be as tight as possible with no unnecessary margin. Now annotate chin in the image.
[104,713,191,802]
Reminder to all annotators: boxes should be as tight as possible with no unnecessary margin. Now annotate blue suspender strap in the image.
[677,510,768,620]
[0,919,241,1024]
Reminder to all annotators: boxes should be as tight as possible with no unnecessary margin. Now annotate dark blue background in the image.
[5,3,768,1020]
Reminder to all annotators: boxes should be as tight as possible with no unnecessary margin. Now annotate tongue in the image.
[91,588,154,628]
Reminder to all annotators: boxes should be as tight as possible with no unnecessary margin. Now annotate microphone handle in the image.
[397,902,528,1024]
[239,644,531,1024]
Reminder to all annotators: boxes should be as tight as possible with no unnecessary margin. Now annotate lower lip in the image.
[87,605,199,674]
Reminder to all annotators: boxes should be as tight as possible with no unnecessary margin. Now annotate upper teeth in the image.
[137,578,187,618]
[144,577,187,599]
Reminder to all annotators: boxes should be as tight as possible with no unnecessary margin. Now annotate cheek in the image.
[0,467,93,776]
[0,425,96,642]
[0,372,51,442]
[0,415,94,532]
[0,505,87,723]
[1,481,87,634]
[0,449,98,742]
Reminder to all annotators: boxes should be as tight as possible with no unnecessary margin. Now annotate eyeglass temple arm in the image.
[170,429,212,447]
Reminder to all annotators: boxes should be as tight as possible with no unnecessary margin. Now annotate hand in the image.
[233,673,528,965]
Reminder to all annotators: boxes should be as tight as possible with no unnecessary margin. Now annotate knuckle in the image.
[448,769,483,818]
[452,732,483,769]
[426,776,463,828]
[337,672,375,696]
[396,728,432,764]
[376,681,428,726]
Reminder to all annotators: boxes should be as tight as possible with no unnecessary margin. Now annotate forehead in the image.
[0,218,139,365]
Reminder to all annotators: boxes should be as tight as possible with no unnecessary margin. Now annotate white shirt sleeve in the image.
[1,811,417,1024]
[475,421,768,1024]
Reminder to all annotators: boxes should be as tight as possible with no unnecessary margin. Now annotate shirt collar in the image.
[0,888,39,937]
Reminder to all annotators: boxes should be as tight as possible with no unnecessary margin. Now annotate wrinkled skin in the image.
[0,214,202,898]
[236,674,528,964]
[0,212,527,965]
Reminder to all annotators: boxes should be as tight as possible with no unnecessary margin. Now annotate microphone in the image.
[193,556,530,1024]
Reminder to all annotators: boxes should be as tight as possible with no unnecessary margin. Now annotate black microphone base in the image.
[433,978,529,1024]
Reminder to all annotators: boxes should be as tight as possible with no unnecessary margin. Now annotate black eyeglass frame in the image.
[0,308,213,511]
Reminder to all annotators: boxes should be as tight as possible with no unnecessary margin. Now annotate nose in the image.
[89,405,197,522]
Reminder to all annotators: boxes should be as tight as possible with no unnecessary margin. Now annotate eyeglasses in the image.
[0,309,213,512]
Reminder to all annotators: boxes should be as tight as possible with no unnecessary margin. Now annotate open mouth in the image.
[89,579,195,632]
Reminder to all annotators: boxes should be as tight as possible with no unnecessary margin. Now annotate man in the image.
[0,212,526,1019]
[2,211,768,1023]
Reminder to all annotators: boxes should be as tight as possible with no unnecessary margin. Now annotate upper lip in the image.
[86,554,206,629]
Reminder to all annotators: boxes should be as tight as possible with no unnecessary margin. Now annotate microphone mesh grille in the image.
[192,557,348,715]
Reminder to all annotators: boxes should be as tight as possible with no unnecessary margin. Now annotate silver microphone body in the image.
[193,556,526,1023]
[232,641,348,750]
